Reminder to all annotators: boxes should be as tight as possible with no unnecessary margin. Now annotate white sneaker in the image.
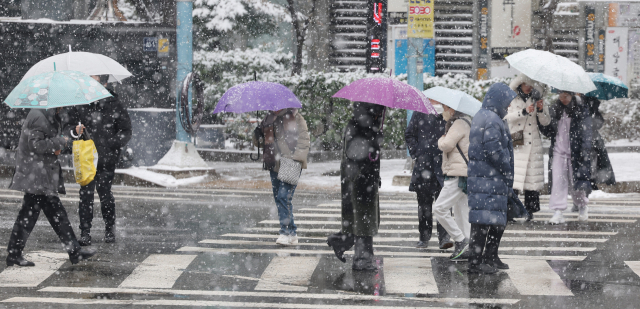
[578,206,589,222]
[276,234,290,245]
[289,235,298,245]
[548,210,565,224]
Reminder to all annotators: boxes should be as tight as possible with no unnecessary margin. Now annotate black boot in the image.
[327,232,354,263]
[352,236,377,271]
[485,255,509,269]
[105,226,115,243]
[78,230,91,246]
[6,254,35,267]
[69,247,97,265]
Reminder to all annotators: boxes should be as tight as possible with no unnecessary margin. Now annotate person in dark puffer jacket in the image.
[466,83,517,274]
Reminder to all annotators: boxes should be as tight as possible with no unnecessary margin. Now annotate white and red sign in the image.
[605,27,629,83]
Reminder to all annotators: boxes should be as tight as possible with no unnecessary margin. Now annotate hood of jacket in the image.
[509,73,546,95]
[482,83,517,119]
[352,102,385,132]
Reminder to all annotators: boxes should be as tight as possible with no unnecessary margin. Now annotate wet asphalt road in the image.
[0,185,637,308]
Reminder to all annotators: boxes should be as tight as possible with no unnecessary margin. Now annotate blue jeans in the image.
[270,171,298,236]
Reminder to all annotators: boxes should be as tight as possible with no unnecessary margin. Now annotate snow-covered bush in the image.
[599,98,640,142]
[197,50,517,150]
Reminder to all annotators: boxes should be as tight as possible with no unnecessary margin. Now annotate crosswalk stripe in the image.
[254,256,320,292]
[293,212,640,219]
[0,251,68,287]
[259,218,636,226]
[503,259,573,296]
[246,227,618,236]
[624,261,640,277]
[199,239,596,252]
[0,297,467,308]
[176,247,587,261]
[37,286,521,305]
[118,254,197,289]
[384,258,439,295]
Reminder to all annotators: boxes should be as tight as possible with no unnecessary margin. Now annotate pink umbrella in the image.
[331,77,436,114]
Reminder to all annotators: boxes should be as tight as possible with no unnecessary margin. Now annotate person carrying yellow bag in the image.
[72,122,98,187]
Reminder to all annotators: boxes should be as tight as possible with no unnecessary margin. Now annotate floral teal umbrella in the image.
[3,70,112,109]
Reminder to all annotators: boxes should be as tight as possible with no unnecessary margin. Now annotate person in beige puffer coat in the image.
[432,105,472,261]
[504,74,551,221]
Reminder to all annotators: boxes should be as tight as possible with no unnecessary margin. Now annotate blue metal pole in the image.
[176,0,193,142]
[406,37,423,156]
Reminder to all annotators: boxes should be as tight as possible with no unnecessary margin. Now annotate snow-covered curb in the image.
[116,167,209,188]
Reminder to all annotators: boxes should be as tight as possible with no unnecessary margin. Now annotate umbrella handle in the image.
[250,147,261,161]
[369,152,379,162]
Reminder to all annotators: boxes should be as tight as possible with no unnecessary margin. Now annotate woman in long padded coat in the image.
[327,102,385,271]
[504,74,551,221]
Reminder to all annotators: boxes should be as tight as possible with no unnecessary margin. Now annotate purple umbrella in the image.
[213,81,302,114]
[331,77,436,114]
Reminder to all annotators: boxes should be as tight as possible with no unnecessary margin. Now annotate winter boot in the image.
[327,232,354,263]
[578,205,589,222]
[548,210,565,224]
[69,247,97,265]
[78,230,91,246]
[6,254,35,267]
[467,263,498,274]
[485,256,509,270]
[105,226,116,243]
[352,236,377,271]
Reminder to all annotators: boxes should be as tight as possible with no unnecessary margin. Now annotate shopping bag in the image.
[72,138,98,186]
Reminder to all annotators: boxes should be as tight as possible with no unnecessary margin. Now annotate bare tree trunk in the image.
[286,0,317,75]
[540,0,559,52]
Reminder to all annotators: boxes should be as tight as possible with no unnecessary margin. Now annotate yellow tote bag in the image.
[72,139,98,186]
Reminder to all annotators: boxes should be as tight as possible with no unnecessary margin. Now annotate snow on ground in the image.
[203,151,640,195]
[606,139,640,147]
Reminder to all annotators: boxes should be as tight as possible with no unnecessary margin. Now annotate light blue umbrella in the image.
[585,73,628,100]
[423,86,482,116]
[4,70,112,109]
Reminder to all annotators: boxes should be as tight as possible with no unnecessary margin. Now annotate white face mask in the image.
[433,104,444,114]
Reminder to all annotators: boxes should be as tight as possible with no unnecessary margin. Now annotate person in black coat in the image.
[64,75,132,245]
[404,107,451,249]
[582,95,615,187]
[539,92,592,223]
[327,102,384,271]
[7,108,96,266]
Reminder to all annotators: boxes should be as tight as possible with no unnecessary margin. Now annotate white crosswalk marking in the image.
[503,259,573,296]
[246,227,617,236]
[259,218,637,225]
[0,251,68,287]
[624,261,640,276]
[118,254,197,289]
[254,256,320,291]
[384,258,439,295]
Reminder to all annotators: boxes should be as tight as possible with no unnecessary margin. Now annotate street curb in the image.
[392,175,640,194]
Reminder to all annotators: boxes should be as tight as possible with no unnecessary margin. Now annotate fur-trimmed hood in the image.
[509,73,546,96]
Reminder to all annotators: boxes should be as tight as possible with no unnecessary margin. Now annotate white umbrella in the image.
[423,86,482,117]
[506,49,596,94]
[21,49,132,83]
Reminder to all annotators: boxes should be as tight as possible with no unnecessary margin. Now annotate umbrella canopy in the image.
[21,51,132,83]
[423,86,482,116]
[213,81,302,114]
[4,70,112,109]
[584,73,628,100]
[331,77,436,114]
[506,49,596,94]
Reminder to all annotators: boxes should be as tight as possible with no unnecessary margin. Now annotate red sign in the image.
[373,3,383,25]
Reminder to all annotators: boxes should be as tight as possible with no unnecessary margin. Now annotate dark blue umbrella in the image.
[584,73,628,100]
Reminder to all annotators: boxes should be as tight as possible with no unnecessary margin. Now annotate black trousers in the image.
[469,224,504,266]
[7,194,80,256]
[514,189,540,213]
[416,187,449,243]
[79,170,116,232]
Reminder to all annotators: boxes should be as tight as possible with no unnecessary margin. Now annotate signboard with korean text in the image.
[605,27,628,83]
[477,0,490,80]
[584,6,596,72]
[490,0,531,52]
[407,0,434,38]
[609,3,640,27]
